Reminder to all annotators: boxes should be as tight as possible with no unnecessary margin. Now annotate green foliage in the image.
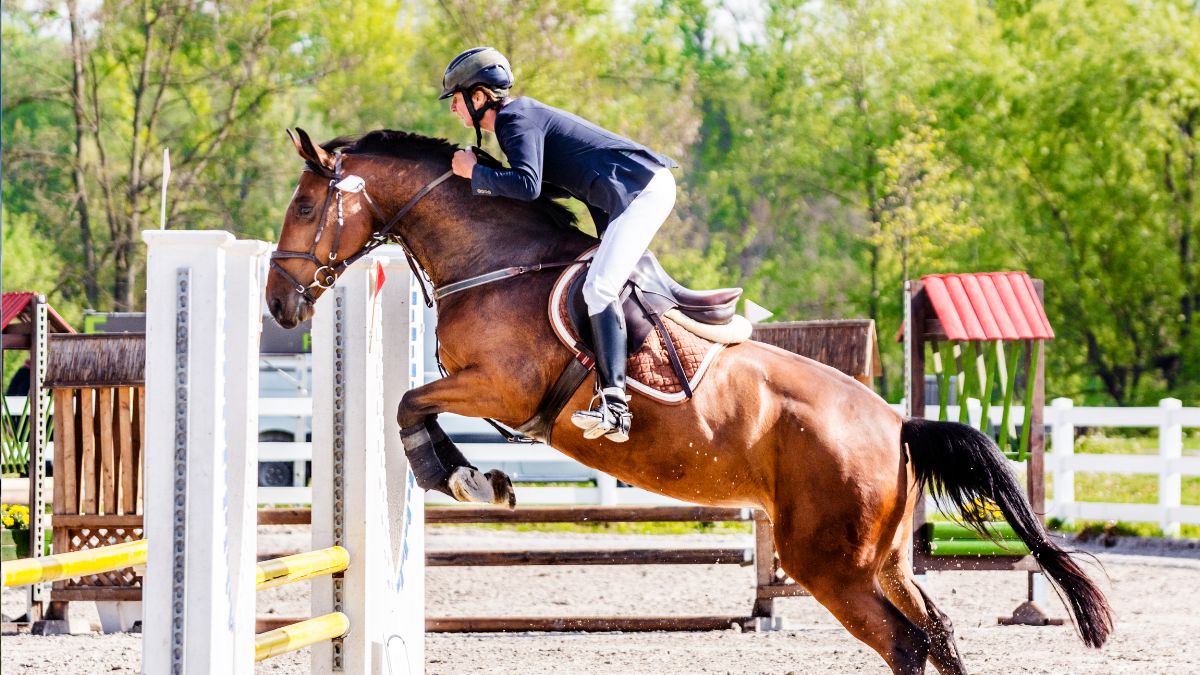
[3,0,1198,405]
[871,98,979,281]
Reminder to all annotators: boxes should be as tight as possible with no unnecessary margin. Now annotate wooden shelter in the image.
[752,319,882,385]
[40,334,148,627]
[904,272,1057,626]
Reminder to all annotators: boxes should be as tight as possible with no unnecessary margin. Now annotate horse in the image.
[266,127,1112,674]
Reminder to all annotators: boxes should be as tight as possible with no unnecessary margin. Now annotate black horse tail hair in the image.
[901,417,1114,649]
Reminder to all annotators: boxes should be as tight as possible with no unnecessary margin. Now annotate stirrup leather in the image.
[570,387,632,443]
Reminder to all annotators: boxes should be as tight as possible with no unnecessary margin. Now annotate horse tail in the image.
[901,417,1113,648]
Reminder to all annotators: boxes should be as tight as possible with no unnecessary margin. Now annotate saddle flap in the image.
[565,272,656,356]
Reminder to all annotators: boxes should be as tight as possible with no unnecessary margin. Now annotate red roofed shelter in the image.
[2,292,75,626]
[3,292,75,350]
[903,272,1057,627]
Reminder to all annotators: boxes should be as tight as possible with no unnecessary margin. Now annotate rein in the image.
[434,260,585,302]
[272,150,583,311]
[274,149,592,444]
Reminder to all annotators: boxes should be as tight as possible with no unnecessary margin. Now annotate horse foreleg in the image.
[397,373,516,507]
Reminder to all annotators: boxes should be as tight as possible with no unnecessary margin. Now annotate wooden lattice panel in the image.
[53,526,145,590]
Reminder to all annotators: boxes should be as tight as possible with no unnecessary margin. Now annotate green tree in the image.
[982,0,1200,403]
[872,98,978,283]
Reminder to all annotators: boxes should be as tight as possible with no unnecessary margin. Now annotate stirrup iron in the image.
[571,386,631,443]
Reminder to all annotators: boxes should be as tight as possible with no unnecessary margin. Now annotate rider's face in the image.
[450,92,474,128]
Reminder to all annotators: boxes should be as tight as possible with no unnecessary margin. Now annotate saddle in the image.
[564,250,743,353]
[516,248,752,443]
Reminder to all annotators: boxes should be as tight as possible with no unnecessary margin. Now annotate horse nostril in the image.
[269,297,283,317]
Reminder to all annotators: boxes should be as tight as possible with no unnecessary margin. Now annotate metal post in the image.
[27,296,49,621]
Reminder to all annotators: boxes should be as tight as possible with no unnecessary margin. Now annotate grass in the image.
[1045,518,1200,539]
[1070,430,1200,456]
[993,431,1200,540]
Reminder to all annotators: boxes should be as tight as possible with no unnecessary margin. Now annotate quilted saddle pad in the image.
[547,255,725,405]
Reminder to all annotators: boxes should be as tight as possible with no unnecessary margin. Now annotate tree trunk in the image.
[67,0,99,307]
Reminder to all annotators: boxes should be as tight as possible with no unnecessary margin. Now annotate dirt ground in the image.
[4,527,1199,674]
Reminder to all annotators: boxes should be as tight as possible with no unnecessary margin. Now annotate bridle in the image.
[270,152,452,307]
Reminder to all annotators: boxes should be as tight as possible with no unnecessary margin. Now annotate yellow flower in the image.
[1,504,30,529]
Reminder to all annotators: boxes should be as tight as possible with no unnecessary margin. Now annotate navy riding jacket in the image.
[470,97,678,236]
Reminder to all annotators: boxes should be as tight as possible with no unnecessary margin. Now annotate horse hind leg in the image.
[878,549,968,675]
[772,519,930,673]
[803,572,931,674]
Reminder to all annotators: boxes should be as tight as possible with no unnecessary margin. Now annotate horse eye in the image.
[297,204,314,217]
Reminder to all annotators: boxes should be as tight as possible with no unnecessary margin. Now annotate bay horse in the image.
[266,128,1112,674]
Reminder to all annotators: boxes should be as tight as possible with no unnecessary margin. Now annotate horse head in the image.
[267,129,374,327]
[266,128,451,328]
[267,127,587,329]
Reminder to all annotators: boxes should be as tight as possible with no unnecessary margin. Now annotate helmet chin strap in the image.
[462,88,494,149]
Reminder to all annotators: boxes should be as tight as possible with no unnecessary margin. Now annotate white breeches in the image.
[583,168,677,316]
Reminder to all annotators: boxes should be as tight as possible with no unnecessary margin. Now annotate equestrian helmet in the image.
[438,47,513,100]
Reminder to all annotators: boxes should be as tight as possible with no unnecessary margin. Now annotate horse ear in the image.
[289,127,334,171]
[286,129,305,156]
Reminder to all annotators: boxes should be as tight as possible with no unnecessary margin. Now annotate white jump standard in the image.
[139,231,424,674]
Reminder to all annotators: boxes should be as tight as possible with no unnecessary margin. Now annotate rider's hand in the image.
[451,149,477,179]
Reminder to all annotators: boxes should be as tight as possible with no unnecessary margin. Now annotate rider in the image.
[440,46,678,444]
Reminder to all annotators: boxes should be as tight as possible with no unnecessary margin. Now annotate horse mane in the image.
[320,129,578,230]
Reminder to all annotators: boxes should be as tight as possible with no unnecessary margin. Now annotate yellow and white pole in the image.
[2,539,147,588]
[255,612,350,662]
[255,546,349,591]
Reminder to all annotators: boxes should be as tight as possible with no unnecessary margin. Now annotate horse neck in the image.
[371,160,591,288]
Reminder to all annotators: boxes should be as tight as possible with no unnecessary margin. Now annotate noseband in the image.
[270,152,452,307]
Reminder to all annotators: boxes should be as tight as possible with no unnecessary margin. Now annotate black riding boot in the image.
[570,302,632,442]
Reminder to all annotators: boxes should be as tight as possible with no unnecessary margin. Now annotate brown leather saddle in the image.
[515,250,742,442]
[565,250,742,354]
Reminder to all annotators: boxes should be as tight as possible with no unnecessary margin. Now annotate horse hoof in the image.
[446,467,516,508]
[448,467,495,504]
[485,470,517,509]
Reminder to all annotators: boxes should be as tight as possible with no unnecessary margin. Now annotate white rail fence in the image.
[256,398,1200,537]
[1045,398,1200,537]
